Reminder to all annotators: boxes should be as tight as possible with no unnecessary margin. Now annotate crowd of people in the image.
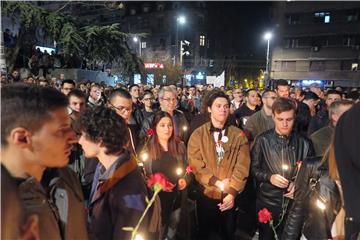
[1,73,360,240]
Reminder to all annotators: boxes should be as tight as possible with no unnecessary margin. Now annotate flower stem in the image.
[270,221,279,240]
[131,188,161,240]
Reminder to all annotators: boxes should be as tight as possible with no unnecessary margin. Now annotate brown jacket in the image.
[188,122,250,199]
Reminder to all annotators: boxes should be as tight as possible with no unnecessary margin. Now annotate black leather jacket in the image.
[139,109,189,143]
[251,129,314,208]
[282,157,341,240]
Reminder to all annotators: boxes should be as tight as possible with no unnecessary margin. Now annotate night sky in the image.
[206,1,272,59]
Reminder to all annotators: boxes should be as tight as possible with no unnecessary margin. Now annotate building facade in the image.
[271,2,360,87]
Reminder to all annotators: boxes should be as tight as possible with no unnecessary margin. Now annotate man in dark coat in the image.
[334,103,360,240]
[78,107,149,240]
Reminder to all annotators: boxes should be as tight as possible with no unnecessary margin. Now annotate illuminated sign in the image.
[144,63,164,69]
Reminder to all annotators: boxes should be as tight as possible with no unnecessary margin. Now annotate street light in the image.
[175,15,186,66]
[132,36,141,57]
[263,31,272,88]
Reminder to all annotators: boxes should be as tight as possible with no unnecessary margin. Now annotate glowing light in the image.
[133,36,139,42]
[264,32,272,41]
[182,126,188,131]
[316,199,326,210]
[135,234,144,240]
[176,168,183,176]
[282,164,289,171]
[219,182,224,192]
[177,16,186,24]
[141,152,149,162]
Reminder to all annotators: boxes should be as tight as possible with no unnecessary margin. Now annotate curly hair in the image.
[78,107,129,155]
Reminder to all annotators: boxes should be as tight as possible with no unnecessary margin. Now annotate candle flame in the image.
[176,168,183,176]
[135,234,144,240]
[182,126,188,131]
[141,152,149,162]
[282,164,289,171]
[219,182,224,192]
[316,199,326,210]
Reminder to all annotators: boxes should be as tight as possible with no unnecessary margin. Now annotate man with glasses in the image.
[230,88,244,113]
[60,79,76,96]
[140,86,189,142]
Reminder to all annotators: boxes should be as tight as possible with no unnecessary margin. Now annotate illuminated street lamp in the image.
[175,15,186,65]
[263,31,272,88]
[132,36,141,57]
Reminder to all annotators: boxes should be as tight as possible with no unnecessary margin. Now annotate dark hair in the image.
[207,90,231,108]
[272,97,297,115]
[345,91,360,101]
[129,84,139,92]
[147,111,184,160]
[61,79,75,88]
[68,89,86,99]
[262,90,276,98]
[1,84,69,146]
[108,88,132,103]
[275,79,289,89]
[245,88,257,97]
[140,90,153,100]
[326,89,342,97]
[303,91,319,101]
[78,107,128,155]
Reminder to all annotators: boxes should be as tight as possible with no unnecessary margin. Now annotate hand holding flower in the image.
[218,194,235,212]
[284,182,295,199]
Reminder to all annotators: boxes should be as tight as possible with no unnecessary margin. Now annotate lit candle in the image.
[141,152,149,162]
[282,164,289,171]
[176,167,183,176]
[219,182,225,202]
[182,125,188,131]
[316,199,332,239]
[135,234,144,240]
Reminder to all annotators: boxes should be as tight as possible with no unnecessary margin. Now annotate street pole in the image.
[180,40,183,67]
[175,22,179,66]
[139,39,142,57]
[265,38,270,88]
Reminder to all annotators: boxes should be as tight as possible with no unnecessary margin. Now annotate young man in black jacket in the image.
[251,98,313,240]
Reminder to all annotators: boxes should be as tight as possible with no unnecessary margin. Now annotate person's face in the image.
[130,86,140,99]
[189,87,196,96]
[310,87,321,97]
[39,81,47,87]
[59,74,65,80]
[160,91,177,114]
[69,96,86,113]
[12,71,19,78]
[61,83,75,96]
[1,75,6,82]
[247,90,258,107]
[263,92,278,109]
[27,78,34,84]
[177,87,182,95]
[233,89,243,101]
[182,88,188,95]
[109,96,133,123]
[156,117,173,142]
[332,105,352,125]
[273,110,295,136]
[78,132,100,158]
[326,94,341,107]
[276,85,290,98]
[29,107,77,167]
[79,84,87,92]
[90,86,101,100]
[141,93,154,108]
[208,97,230,124]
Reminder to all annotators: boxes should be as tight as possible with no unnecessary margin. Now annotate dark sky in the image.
[206,2,272,59]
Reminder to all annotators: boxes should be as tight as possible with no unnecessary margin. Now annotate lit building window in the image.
[314,12,331,23]
[200,35,205,46]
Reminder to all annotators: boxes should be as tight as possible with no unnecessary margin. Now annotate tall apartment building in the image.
[271,2,360,87]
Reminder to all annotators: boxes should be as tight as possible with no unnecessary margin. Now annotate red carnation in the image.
[147,173,175,192]
[146,128,154,137]
[258,208,273,224]
[296,160,303,166]
[186,166,193,174]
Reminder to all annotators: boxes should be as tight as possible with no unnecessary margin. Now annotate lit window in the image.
[141,42,146,49]
[324,15,331,23]
[352,63,358,71]
[200,35,205,46]
[314,12,331,23]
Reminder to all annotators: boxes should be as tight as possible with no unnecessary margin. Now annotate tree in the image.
[2,1,142,77]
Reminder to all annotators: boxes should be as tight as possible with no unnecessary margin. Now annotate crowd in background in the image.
[2,71,360,240]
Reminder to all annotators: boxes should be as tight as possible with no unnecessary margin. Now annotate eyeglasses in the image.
[108,102,132,113]
[162,98,177,102]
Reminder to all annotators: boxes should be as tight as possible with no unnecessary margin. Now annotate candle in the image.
[182,125,188,131]
[141,152,149,162]
[219,182,225,202]
[316,199,332,239]
[282,164,289,171]
[176,168,183,176]
[135,234,144,240]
